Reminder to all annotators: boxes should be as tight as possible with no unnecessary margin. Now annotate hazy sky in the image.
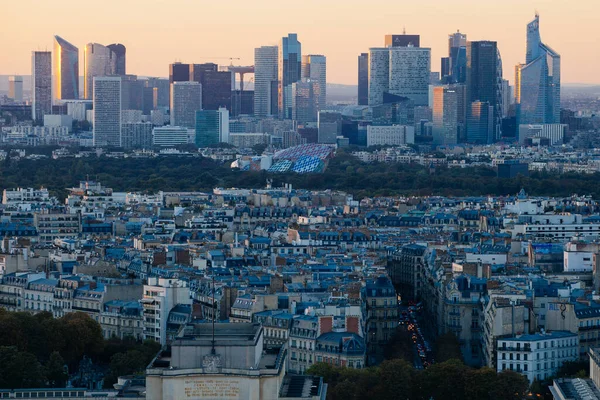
[2,0,599,85]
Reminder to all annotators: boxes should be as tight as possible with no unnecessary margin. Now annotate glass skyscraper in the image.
[195,108,229,147]
[84,43,117,100]
[278,33,302,119]
[54,35,79,100]
[357,53,369,106]
[516,14,560,125]
[254,46,279,118]
[107,44,126,75]
[93,76,122,147]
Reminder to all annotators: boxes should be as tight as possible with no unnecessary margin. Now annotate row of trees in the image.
[3,150,600,200]
[306,359,529,400]
[0,310,160,389]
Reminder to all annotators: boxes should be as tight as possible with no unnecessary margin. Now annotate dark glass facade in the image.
[358,53,369,106]
[169,63,190,84]
[384,35,420,47]
[190,63,232,111]
[107,43,126,75]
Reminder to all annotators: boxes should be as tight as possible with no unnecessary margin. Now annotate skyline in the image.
[1,0,599,86]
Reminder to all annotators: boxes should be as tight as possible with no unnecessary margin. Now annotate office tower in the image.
[121,75,144,111]
[195,108,229,147]
[384,34,420,47]
[169,63,190,84]
[432,85,466,145]
[107,44,126,75]
[301,55,326,112]
[170,81,202,128]
[441,57,450,81]
[466,41,502,142]
[278,33,302,119]
[54,35,79,100]
[445,31,467,84]
[388,46,431,106]
[8,76,23,102]
[93,77,122,147]
[358,53,369,106]
[152,126,192,147]
[189,63,232,111]
[231,90,254,116]
[254,46,278,117]
[466,101,494,144]
[516,14,560,125]
[32,51,52,122]
[366,125,415,146]
[501,79,512,118]
[292,79,319,123]
[121,122,153,149]
[368,48,390,106]
[318,111,342,144]
[146,78,170,108]
[84,43,117,99]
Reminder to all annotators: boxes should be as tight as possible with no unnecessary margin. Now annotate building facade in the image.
[54,35,79,100]
[254,46,279,118]
[32,51,52,122]
[93,77,122,147]
[278,34,302,119]
[84,43,117,99]
[170,81,202,129]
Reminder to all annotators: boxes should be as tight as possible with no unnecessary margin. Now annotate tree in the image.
[464,367,498,400]
[556,360,589,378]
[59,312,105,366]
[306,362,340,387]
[45,351,68,388]
[434,332,462,362]
[420,359,468,400]
[490,370,529,400]
[375,359,415,400]
[0,347,46,389]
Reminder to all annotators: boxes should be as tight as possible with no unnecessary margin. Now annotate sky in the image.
[1,0,599,85]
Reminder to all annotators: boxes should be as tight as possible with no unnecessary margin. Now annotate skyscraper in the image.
[466,101,494,144]
[300,55,326,112]
[32,51,52,122]
[278,33,302,119]
[388,46,431,106]
[292,79,319,123]
[195,108,229,147]
[466,41,502,142]
[8,76,23,102]
[189,63,232,111]
[169,63,190,84]
[432,84,466,145]
[145,78,170,109]
[107,43,126,75]
[54,35,79,100]
[358,53,369,106]
[170,81,202,128]
[384,34,420,48]
[93,76,122,147]
[368,48,390,106]
[84,43,117,99]
[447,31,467,84]
[254,46,278,117]
[516,14,560,125]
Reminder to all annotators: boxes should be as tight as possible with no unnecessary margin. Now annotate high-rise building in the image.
[84,43,117,100]
[516,14,560,125]
[318,111,342,144]
[278,33,302,119]
[189,63,232,111]
[254,46,279,118]
[301,55,326,112]
[388,46,431,106]
[466,101,494,144]
[121,122,153,149]
[145,78,170,109]
[107,44,126,75]
[368,48,390,106]
[195,108,229,147]
[121,75,144,111]
[169,63,190,84]
[152,126,192,147]
[291,79,319,123]
[447,31,467,84]
[466,41,502,142]
[170,81,202,128]
[93,76,122,147]
[32,51,52,122]
[54,35,79,100]
[8,76,23,102]
[358,53,369,106]
[384,34,420,48]
[432,84,466,145]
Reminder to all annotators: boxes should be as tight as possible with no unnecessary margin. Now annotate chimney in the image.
[318,315,333,336]
[345,316,359,335]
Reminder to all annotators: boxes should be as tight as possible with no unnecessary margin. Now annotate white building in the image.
[3,187,52,206]
[254,46,279,117]
[93,76,122,147]
[563,242,600,272]
[366,125,415,147]
[44,114,73,131]
[388,46,431,106]
[518,124,567,145]
[142,277,191,345]
[121,122,153,149]
[170,81,202,129]
[152,126,192,147]
[497,331,578,383]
